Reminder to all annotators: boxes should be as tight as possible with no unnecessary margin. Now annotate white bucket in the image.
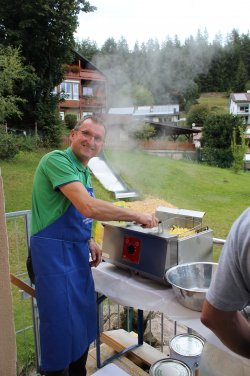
[169,334,204,374]
[149,358,192,376]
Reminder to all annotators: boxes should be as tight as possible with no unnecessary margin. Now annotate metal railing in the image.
[6,210,40,375]
[6,209,226,375]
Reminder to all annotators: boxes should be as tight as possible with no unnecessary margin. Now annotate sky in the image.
[75,0,250,49]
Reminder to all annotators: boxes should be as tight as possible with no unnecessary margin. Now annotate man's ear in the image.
[69,128,75,142]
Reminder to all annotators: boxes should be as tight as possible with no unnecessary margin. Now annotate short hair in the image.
[74,114,106,132]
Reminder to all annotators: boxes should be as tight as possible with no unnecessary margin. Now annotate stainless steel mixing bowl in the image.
[165,262,218,311]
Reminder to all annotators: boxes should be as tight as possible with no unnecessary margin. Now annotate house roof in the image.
[230,92,250,102]
[108,104,180,117]
[134,105,179,117]
[73,49,106,77]
[147,121,201,135]
[108,107,134,115]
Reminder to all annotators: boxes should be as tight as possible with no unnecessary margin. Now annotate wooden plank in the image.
[10,273,35,298]
[87,343,148,375]
[100,329,166,367]
[86,348,99,375]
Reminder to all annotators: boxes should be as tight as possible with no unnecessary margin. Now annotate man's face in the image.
[70,119,105,165]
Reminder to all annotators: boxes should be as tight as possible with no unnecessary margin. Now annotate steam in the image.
[91,34,218,149]
[94,35,216,104]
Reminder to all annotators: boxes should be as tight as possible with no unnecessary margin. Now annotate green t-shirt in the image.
[31,147,92,235]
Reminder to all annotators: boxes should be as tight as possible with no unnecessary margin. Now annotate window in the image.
[59,112,65,121]
[239,105,249,113]
[83,87,93,96]
[51,87,57,95]
[82,112,93,118]
[60,81,79,100]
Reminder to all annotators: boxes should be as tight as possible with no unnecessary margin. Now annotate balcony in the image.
[61,96,106,110]
[81,95,106,107]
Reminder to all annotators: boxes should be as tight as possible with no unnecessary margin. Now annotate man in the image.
[29,115,159,376]
[201,207,250,359]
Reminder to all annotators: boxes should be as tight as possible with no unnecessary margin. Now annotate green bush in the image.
[133,124,156,140]
[201,113,244,168]
[186,104,210,126]
[41,120,63,148]
[64,113,77,130]
[201,147,233,168]
[0,130,19,159]
[35,94,63,147]
[15,135,43,152]
[231,126,247,173]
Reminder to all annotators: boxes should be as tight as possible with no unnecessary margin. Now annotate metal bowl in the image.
[165,262,218,311]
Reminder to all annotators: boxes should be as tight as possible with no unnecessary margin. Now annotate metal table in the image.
[92,262,244,359]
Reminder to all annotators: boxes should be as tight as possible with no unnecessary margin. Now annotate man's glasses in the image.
[75,130,104,144]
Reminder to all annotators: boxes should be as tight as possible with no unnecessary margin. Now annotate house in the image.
[108,104,180,123]
[105,104,181,145]
[104,105,200,161]
[229,92,250,167]
[229,91,250,137]
[55,50,107,121]
[229,92,250,124]
[229,92,250,154]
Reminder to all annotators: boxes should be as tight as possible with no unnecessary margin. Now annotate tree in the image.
[0,45,31,159]
[233,59,248,92]
[231,126,247,173]
[201,113,244,168]
[133,124,156,141]
[100,38,118,54]
[186,104,210,127]
[75,38,99,61]
[79,30,250,112]
[65,113,77,129]
[132,85,154,106]
[0,0,96,144]
[0,45,27,124]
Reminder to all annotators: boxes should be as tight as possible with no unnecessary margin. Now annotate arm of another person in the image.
[60,181,158,227]
[201,299,250,358]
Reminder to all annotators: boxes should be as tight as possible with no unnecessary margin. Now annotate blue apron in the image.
[30,187,97,372]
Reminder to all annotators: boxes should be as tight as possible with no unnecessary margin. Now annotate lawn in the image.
[1,149,113,213]
[1,91,246,373]
[105,148,250,241]
[2,144,250,372]
[1,149,114,374]
[197,92,229,113]
[2,147,250,243]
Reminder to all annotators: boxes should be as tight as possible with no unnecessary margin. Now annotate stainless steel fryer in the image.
[101,207,213,284]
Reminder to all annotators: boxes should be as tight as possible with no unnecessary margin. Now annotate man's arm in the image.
[201,299,250,358]
[60,181,158,227]
[88,238,102,268]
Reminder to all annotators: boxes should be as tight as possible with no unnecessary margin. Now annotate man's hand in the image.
[88,238,102,267]
[136,213,159,228]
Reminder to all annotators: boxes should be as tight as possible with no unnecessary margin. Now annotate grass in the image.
[2,146,250,250]
[105,149,250,244]
[1,113,250,371]
[1,149,113,374]
[198,92,229,113]
[1,150,113,213]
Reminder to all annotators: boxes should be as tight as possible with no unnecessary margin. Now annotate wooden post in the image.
[0,172,17,376]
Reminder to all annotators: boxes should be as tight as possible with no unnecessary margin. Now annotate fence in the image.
[6,210,225,375]
[6,210,40,375]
